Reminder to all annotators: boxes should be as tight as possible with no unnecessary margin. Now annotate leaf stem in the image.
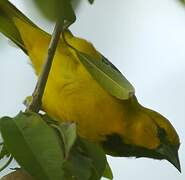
[26,20,63,112]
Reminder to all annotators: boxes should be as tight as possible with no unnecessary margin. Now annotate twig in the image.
[26,20,63,112]
[1,19,64,180]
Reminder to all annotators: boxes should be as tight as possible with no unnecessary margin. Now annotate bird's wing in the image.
[76,51,135,100]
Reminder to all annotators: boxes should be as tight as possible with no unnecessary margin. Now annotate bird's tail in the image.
[0,0,38,53]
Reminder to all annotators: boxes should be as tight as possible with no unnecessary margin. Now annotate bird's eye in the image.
[158,128,166,139]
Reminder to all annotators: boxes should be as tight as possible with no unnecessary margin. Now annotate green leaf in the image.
[50,121,107,180]
[88,0,95,4]
[0,144,10,160]
[63,138,107,180]
[103,161,113,180]
[32,0,76,26]
[71,0,81,9]
[0,112,111,179]
[48,122,92,180]
[0,9,25,51]
[0,112,65,180]
[0,0,37,53]
[64,147,92,180]
[58,123,77,156]
[77,51,135,100]
[81,139,107,180]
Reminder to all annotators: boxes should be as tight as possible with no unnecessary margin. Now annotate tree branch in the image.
[27,20,63,112]
[1,19,63,180]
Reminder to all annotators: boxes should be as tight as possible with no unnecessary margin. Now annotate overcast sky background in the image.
[0,0,184,179]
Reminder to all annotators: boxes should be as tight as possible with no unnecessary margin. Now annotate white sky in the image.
[0,0,184,179]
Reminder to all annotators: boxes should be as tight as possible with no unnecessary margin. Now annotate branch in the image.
[1,20,63,180]
[26,20,63,112]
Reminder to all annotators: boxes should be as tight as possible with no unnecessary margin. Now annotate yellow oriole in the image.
[0,0,181,172]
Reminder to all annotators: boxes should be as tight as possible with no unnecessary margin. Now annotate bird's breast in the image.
[42,63,127,143]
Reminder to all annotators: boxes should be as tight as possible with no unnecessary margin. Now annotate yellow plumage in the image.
[0,0,181,171]
[16,19,126,143]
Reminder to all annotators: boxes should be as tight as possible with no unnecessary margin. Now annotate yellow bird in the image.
[0,0,181,171]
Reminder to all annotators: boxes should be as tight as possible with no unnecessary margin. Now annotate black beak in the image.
[157,144,181,172]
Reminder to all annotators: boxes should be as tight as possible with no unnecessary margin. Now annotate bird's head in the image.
[139,107,181,172]
[102,97,181,172]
